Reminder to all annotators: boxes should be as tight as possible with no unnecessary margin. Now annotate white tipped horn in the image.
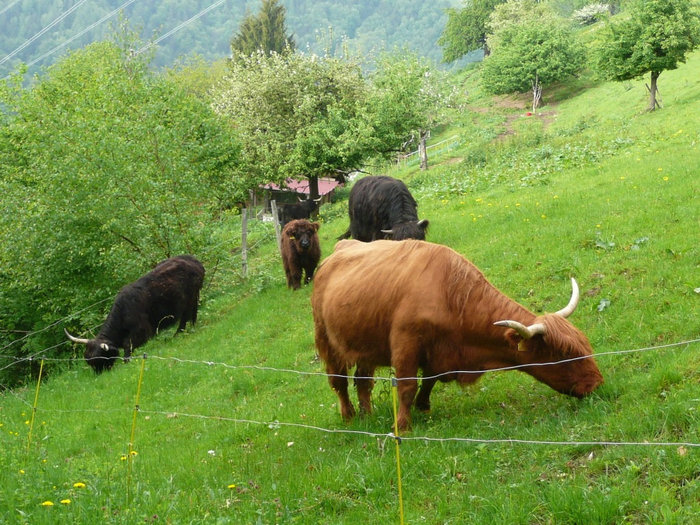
[64,328,90,345]
[554,277,579,318]
[494,320,547,341]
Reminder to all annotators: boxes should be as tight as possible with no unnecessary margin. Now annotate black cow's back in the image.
[346,176,427,242]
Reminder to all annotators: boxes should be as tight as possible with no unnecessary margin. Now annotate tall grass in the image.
[1,52,698,523]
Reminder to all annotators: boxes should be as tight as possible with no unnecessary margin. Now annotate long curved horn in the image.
[554,277,579,318]
[494,320,547,340]
[64,328,89,345]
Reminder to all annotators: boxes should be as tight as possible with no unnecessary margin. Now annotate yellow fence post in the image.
[126,353,147,506]
[391,377,405,525]
[26,358,45,454]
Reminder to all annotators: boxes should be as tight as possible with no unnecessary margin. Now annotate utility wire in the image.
[135,0,229,56]
[0,0,91,66]
[20,0,140,71]
[0,0,22,17]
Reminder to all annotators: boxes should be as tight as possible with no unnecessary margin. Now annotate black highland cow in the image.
[65,255,205,373]
[339,175,428,242]
[281,197,322,226]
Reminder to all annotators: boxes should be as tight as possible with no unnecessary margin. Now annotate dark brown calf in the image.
[280,219,321,290]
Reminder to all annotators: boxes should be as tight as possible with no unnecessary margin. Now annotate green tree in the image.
[368,49,456,169]
[480,1,585,111]
[230,0,295,58]
[438,0,505,62]
[0,38,241,384]
[591,0,700,111]
[213,50,371,198]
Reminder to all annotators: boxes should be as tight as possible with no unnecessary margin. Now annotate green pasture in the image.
[1,53,698,524]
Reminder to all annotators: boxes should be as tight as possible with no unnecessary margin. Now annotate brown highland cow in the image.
[280,219,321,290]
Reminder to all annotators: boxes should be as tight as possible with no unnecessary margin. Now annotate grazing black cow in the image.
[339,175,428,241]
[65,255,205,373]
[280,197,322,226]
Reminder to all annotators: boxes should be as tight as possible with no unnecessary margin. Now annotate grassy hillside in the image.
[1,52,699,523]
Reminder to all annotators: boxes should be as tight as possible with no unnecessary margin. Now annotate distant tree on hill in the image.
[369,49,456,170]
[591,0,700,111]
[438,0,505,62]
[480,0,585,112]
[230,0,295,58]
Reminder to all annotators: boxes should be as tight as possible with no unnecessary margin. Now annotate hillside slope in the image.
[1,53,699,523]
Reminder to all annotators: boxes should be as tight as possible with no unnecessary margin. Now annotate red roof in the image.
[262,178,341,196]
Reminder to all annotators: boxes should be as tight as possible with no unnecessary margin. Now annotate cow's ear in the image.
[312,222,320,231]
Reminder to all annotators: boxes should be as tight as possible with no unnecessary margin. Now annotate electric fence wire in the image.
[137,409,700,449]
[5,339,698,450]
[2,337,698,381]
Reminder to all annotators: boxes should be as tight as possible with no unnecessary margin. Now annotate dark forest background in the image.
[0,0,465,76]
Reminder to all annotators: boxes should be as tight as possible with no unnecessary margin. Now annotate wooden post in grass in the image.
[270,199,282,251]
[241,208,248,278]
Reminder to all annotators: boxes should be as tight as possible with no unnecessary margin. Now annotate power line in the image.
[135,0,229,56]
[0,0,91,67]
[20,0,140,71]
[0,0,22,17]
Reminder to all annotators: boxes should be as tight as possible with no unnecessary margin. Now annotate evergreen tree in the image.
[230,0,295,58]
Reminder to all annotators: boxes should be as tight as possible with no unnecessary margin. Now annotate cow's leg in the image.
[304,264,315,284]
[177,312,188,332]
[328,364,355,422]
[315,327,355,421]
[190,297,199,325]
[415,375,437,412]
[391,339,420,431]
[354,365,375,415]
[289,266,302,290]
[122,339,133,362]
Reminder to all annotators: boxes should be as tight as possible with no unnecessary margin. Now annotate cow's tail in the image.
[337,229,351,241]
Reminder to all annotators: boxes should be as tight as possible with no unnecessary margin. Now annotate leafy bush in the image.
[0,40,241,386]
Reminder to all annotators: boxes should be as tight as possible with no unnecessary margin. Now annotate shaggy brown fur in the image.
[312,239,603,430]
[280,219,321,290]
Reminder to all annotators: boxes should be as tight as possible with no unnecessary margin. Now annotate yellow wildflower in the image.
[60,499,71,505]
[41,501,54,507]
[73,482,86,489]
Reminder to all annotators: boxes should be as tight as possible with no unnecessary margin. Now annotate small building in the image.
[256,177,342,221]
